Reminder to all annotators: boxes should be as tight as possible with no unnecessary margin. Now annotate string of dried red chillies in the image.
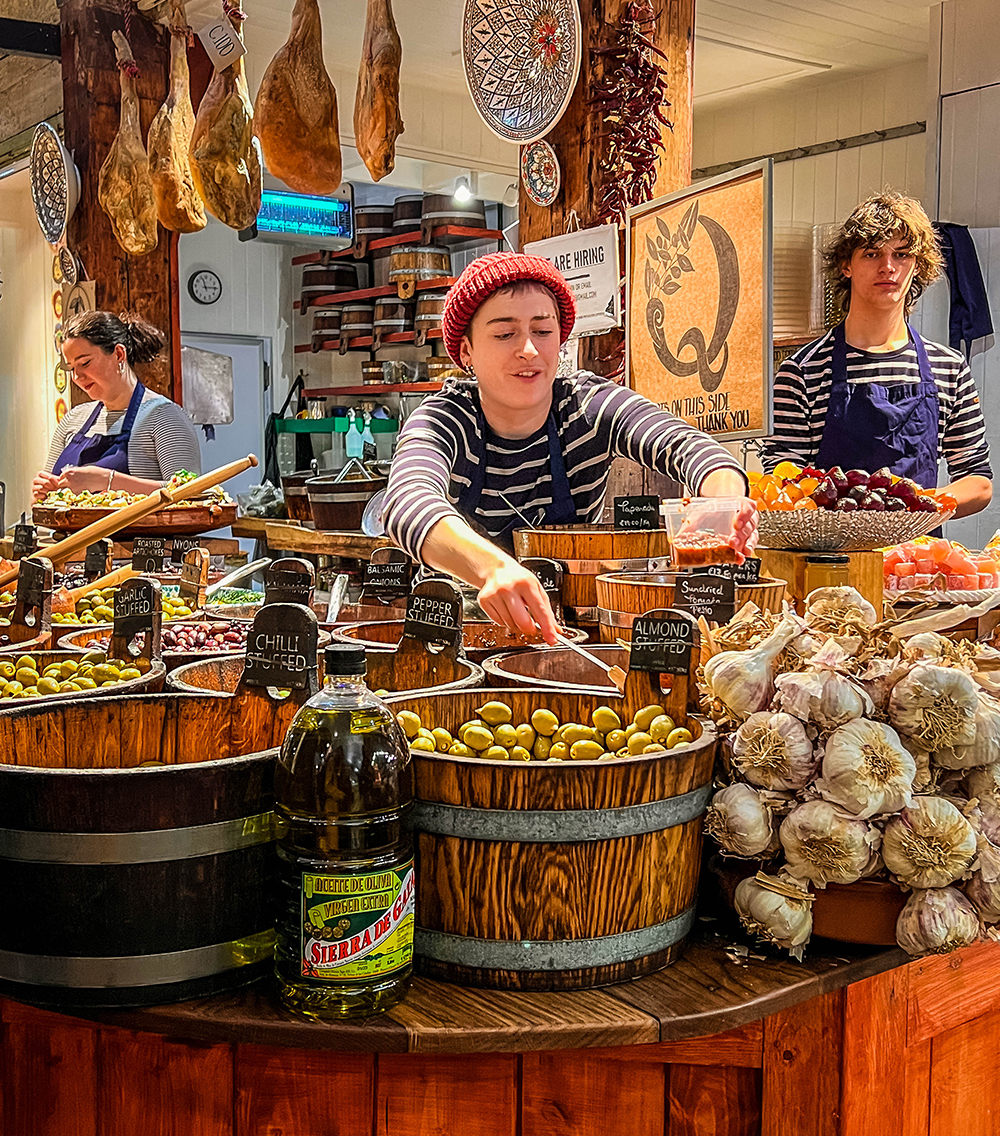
[588,2,671,377]
[589,1,672,226]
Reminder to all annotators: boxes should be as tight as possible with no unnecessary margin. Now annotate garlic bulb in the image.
[889,664,978,751]
[935,693,1000,770]
[780,800,881,888]
[734,872,813,961]
[774,640,873,731]
[882,796,977,888]
[965,763,1000,803]
[704,783,775,857]
[965,839,1000,922]
[805,586,878,629]
[814,718,916,817]
[731,712,817,791]
[912,746,934,793]
[896,887,980,956]
[857,657,909,712]
[703,614,803,718]
[905,632,955,661]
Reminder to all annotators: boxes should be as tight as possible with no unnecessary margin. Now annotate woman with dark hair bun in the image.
[32,310,201,501]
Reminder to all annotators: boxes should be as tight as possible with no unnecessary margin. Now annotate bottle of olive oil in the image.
[274,644,415,1019]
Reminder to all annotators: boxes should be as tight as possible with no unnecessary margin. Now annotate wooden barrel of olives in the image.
[386,611,714,990]
[483,643,628,692]
[513,525,671,621]
[334,618,588,665]
[595,572,788,643]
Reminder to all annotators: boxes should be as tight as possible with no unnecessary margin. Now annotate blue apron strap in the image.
[545,410,574,521]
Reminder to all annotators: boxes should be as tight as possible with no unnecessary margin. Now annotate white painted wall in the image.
[0,167,57,523]
[693,62,928,228]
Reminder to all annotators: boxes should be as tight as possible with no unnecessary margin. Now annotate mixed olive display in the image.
[396,700,694,762]
[0,651,152,699]
[74,622,247,655]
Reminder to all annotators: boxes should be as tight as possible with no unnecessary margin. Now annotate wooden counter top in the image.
[49,934,906,1056]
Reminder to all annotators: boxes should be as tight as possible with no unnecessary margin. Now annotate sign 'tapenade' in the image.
[613,495,660,531]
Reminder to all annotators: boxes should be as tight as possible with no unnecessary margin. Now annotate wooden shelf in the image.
[294,329,443,354]
[299,382,444,396]
[291,226,502,265]
[294,276,457,313]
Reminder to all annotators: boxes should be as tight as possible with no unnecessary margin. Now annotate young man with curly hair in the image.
[761,191,992,518]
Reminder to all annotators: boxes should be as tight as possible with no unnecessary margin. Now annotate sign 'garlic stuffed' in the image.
[814,718,916,818]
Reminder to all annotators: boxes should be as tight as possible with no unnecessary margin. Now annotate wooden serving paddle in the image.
[551,630,628,693]
[51,565,140,614]
[1,454,258,589]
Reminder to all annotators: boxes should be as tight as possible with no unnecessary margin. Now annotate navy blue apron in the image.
[816,323,940,488]
[51,382,146,476]
[457,402,579,553]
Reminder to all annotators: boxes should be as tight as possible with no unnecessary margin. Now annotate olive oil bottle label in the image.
[300,863,415,981]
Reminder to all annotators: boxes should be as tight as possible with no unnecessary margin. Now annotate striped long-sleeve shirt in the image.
[383,370,748,563]
[760,330,992,479]
[45,388,202,481]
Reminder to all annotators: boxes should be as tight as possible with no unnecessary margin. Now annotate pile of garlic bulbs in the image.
[700,586,1000,960]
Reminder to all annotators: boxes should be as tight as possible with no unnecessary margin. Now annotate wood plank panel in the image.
[929,1007,1000,1136]
[840,968,908,1136]
[589,1022,763,1067]
[1,1000,98,1136]
[761,990,842,1136]
[236,1046,373,1136]
[376,1053,517,1136]
[903,1038,931,1136]
[907,940,1000,1045]
[522,1050,665,1136]
[668,1065,761,1136]
[98,1027,233,1136]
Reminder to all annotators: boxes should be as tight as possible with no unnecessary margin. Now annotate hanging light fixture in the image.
[454,175,473,202]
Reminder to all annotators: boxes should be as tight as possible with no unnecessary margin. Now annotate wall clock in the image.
[188,269,223,305]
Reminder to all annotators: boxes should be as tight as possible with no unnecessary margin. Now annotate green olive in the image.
[92,664,121,684]
[625,723,640,739]
[591,706,622,733]
[531,708,559,736]
[483,745,510,761]
[0,662,14,680]
[59,660,79,677]
[571,740,605,761]
[458,719,484,743]
[37,677,61,695]
[3,682,23,697]
[396,711,421,738]
[478,701,513,726]
[447,742,476,757]
[605,728,627,752]
[493,724,518,749]
[642,743,668,755]
[515,724,536,750]
[548,742,569,761]
[74,677,98,691]
[119,668,142,682]
[510,746,532,762]
[416,727,435,741]
[410,737,436,752]
[14,668,38,688]
[431,728,453,753]
[634,704,666,732]
[533,735,552,760]
[666,727,694,749]
[649,714,677,743]
[627,731,653,755]
[463,726,495,752]
[14,655,36,673]
[562,724,596,746]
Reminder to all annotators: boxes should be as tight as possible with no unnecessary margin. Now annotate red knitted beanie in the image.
[441,252,577,365]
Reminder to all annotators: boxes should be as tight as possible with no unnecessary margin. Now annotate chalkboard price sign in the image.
[131,537,166,573]
[362,552,412,599]
[264,558,315,607]
[705,558,762,585]
[522,557,563,594]
[85,539,113,578]
[16,556,49,614]
[243,604,319,691]
[12,524,38,559]
[170,537,201,565]
[674,574,737,623]
[613,495,660,531]
[403,582,462,649]
[630,609,695,676]
[111,577,162,660]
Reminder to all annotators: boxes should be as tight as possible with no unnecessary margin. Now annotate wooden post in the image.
[518,0,694,503]
[59,0,177,401]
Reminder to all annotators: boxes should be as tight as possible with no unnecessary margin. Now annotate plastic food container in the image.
[661,497,743,568]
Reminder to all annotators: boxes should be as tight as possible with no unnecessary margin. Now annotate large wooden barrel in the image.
[57,621,250,674]
[0,686,300,1009]
[513,525,671,620]
[483,643,628,692]
[386,617,714,991]
[595,571,787,643]
[334,618,587,664]
[0,649,165,702]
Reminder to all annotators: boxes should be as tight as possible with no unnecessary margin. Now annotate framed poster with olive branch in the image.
[626,159,773,441]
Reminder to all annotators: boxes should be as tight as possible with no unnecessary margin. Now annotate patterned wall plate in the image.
[54,362,69,394]
[462,0,582,145]
[521,139,561,207]
[55,398,68,423]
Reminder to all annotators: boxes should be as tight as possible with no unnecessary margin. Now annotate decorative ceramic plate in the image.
[756,507,954,553]
[462,0,582,145]
[521,139,561,207]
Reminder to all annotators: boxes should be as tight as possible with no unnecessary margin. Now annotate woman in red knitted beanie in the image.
[383,251,756,642]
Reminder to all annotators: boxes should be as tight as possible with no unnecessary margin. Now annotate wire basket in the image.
[757,507,953,552]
